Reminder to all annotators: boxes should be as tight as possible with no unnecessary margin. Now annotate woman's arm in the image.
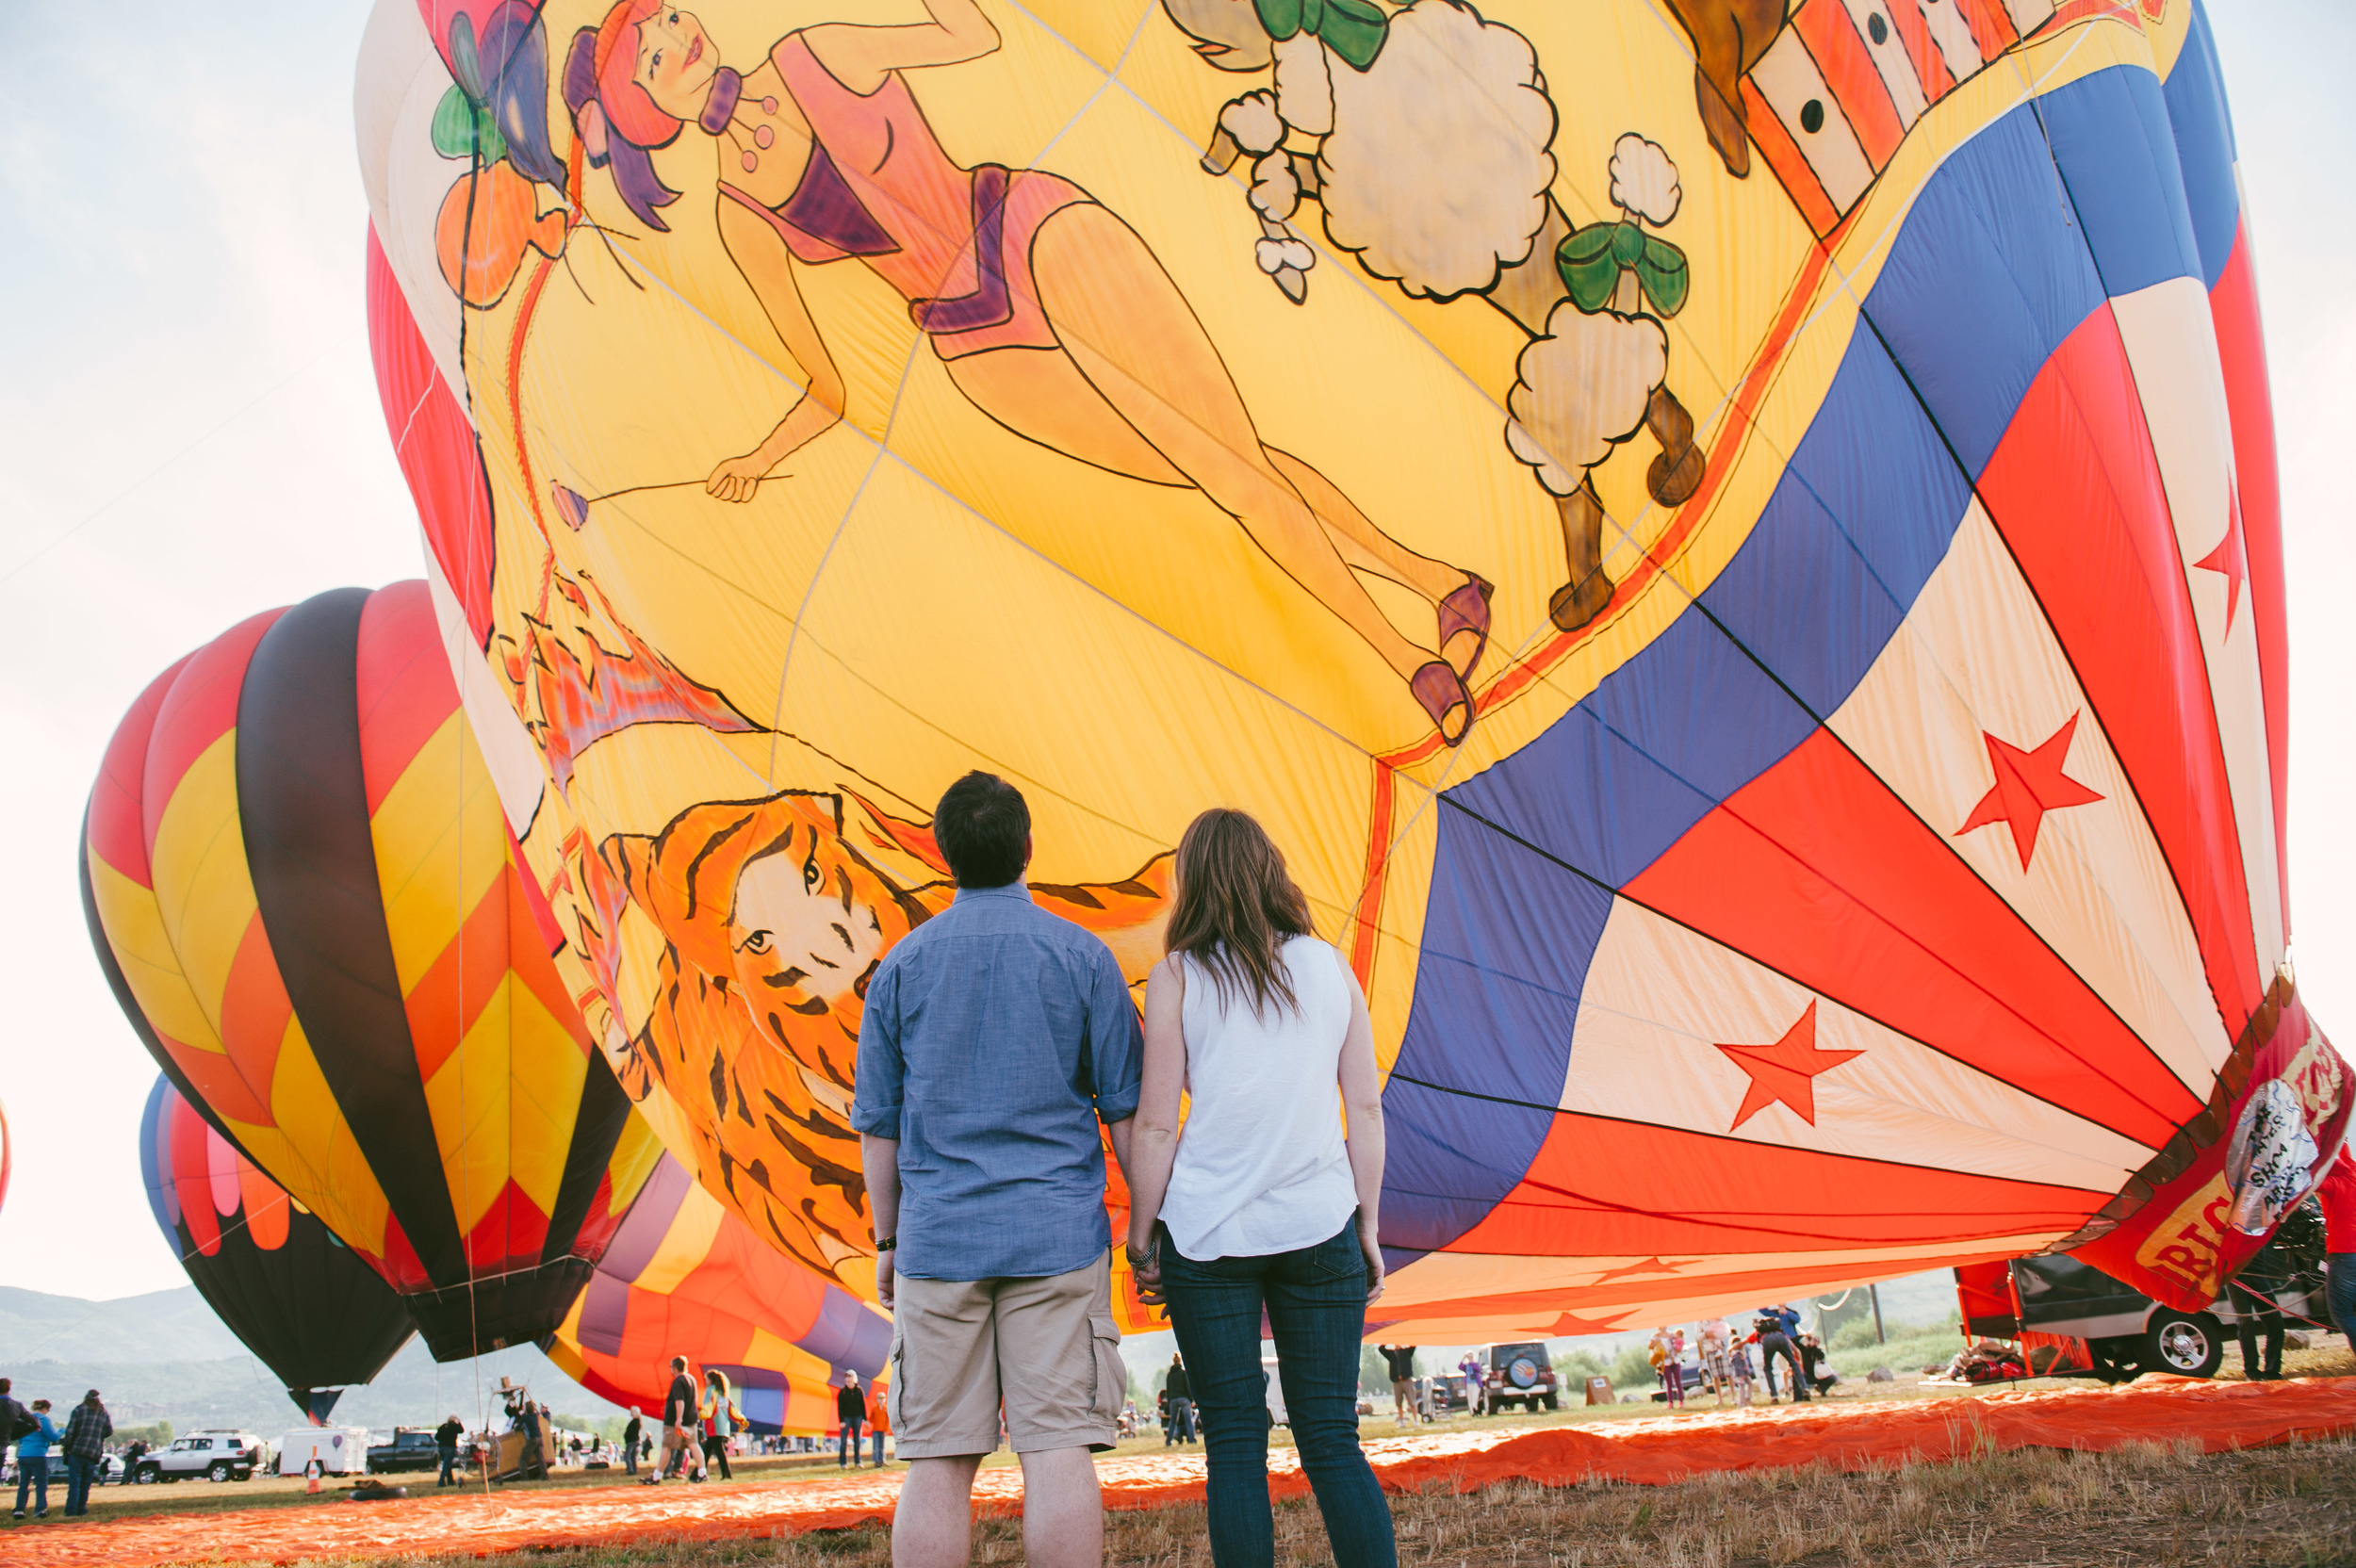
[1336,948,1387,1302]
[805,0,1000,93]
[709,199,849,501]
[1122,956,1186,1302]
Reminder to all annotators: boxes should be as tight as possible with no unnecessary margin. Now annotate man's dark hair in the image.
[934,772,1030,888]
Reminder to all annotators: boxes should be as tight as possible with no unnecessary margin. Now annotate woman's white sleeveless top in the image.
[1158,934,1359,1261]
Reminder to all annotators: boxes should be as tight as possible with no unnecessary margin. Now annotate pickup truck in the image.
[367,1429,446,1474]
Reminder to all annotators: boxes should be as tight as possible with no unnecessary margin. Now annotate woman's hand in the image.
[1127,1236,1166,1306]
[1360,1219,1385,1304]
[707,449,776,503]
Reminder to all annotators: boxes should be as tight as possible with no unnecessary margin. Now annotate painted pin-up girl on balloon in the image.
[566,0,1493,743]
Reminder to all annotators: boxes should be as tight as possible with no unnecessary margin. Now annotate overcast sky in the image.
[1,3,2348,1304]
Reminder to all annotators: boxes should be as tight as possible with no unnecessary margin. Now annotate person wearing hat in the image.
[60,1390,110,1516]
[434,1413,465,1487]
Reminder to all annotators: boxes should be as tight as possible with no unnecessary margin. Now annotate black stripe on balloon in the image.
[236,586,468,1288]
[540,1049,635,1268]
[80,820,263,1168]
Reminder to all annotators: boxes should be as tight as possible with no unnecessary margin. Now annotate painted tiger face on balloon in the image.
[598,789,1170,1283]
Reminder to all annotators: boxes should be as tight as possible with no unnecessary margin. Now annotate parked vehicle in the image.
[275,1427,370,1478]
[132,1430,266,1483]
[367,1429,445,1474]
[1477,1342,1562,1412]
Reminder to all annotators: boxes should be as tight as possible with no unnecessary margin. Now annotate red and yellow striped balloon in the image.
[83,581,663,1358]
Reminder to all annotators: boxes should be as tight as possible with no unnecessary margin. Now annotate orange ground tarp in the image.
[15,1377,2354,1567]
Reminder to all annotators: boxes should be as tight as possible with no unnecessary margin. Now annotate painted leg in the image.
[1646,384,1707,507]
[1548,480,1615,632]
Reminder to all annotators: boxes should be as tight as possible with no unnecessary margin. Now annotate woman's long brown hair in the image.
[1165,808,1316,1018]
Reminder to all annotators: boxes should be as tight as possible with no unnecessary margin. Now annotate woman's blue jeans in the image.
[1159,1218,1398,1568]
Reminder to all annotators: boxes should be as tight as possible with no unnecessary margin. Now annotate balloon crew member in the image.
[1379,1346,1417,1424]
[434,1413,464,1488]
[2320,1147,2356,1345]
[836,1372,866,1469]
[1754,1307,1807,1402]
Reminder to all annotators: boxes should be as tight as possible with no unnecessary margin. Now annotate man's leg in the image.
[2232,1282,2265,1377]
[2330,1254,2356,1345]
[1015,1446,1104,1568]
[894,1455,985,1568]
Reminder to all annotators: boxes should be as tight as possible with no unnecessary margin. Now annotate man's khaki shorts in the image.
[886,1250,1124,1459]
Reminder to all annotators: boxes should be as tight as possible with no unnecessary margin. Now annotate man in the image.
[1379,1345,1417,1422]
[514,1399,548,1480]
[1162,1355,1194,1446]
[2231,1234,2291,1380]
[434,1413,465,1487]
[854,772,1145,1568]
[622,1409,644,1477]
[1794,1334,1838,1397]
[59,1389,110,1516]
[1755,1306,1808,1403]
[649,1355,704,1484]
[2318,1148,2356,1348]
[837,1373,867,1468]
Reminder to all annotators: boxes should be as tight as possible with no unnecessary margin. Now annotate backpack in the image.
[4,1401,35,1445]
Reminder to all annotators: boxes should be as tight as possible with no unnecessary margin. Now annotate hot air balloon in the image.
[542,1154,891,1432]
[82,580,664,1358]
[0,1096,12,1217]
[356,0,2348,1334]
[139,1077,417,1422]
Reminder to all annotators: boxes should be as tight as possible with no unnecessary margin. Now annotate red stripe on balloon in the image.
[354,579,463,816]
[88,655,191,889]
[169,1096,223,1258]
[466,1178,551,1274]
[1627,729,2202,1150]
[141,608,283,872]
[1977,304,2265,1031]
[1447,1112,2105,1258]
[2207,226,2290,944]
[214,910,292,1128]
[403,870,517,1087]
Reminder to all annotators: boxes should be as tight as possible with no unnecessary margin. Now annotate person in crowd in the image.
[1378,1346,1417,1424]
[13,1398,59,1519]
[854,772,1145,1568]
[1458,1351,1487,1415]
[649,1355,705,1484]
[867,1376,892,1467]
[1163,1354,1197,1446]
[1795,1334,1838,1396]
[1727,1340,1756,1406]
[59,1389,110,1516]
[702,1369,740,1480]
[2319,1146,2356,1347]
[434,1413,465,1487]
[1754,1307,1808,1403]
[1698,1317,1734,1405]
[2231,1234,2291,1380]
[119,1436,149,1483]
[1123,808,1399,1568]
[837,1372,868,1469]
[622,1409,643,1478]
[1647,1329,1684,1409]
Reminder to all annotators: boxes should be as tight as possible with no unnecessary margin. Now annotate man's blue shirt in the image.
[853,882,1143,1281]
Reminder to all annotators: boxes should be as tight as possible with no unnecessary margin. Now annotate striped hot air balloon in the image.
[354,0,2347,1338]
[543,1154,892,1434]
[83,581,663,1359]
[139,1077,417,1421]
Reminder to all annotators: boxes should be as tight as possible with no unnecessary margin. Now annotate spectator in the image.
[1647,1329,1684,1409]
[1795,1335,1838,1396]
[703,1370,740,1480]
[1459,1351,1487,1415]
[852,772,1144,1568]
[623,1410,643,1478]
[1121,808,1399,1568]
[60,1389,110,1516]
[1727,1341,1756,1407]
[2319,1147,2356,1347]
[1378,1346,1417,1423]
[1754,1307,1808,1403]
[1697,1318,1734,1406]
[434,1413,465,1488]
[866,1377,891,1467]
[14,1398,59,1519]
[836,1372,867,1469]
[2231,1236,2290,1380]
[649,1355,704,1484]
[1162,1354,1196,1446]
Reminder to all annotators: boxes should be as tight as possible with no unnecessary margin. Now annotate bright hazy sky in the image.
[1,3,2349,1302]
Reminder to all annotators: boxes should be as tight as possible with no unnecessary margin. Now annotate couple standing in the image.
[856,774,1396,1568]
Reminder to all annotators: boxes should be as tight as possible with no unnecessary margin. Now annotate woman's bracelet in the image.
[1124,1239,1158,1266]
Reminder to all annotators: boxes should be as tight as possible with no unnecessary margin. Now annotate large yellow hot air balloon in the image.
[358,0,2347,1333]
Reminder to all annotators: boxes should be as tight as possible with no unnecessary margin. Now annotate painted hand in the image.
[707,450,774,503]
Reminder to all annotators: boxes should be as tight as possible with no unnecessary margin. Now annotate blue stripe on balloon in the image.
[2038,64,2204,298]
[2160,0,2242,287]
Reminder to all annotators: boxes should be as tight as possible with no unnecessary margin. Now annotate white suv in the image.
[133,1431,265,1484]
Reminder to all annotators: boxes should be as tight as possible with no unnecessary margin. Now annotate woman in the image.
[567,1,1490,744]
[699,1369,739,1479]
[1125,808,1394,1568]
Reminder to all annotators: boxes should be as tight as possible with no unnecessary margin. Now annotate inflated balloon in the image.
[0,1096,11,1218]
[83,581,663,1358]
[542,1153,891,1433]
[139,1077,417,1422]
[358,0,2346,1330]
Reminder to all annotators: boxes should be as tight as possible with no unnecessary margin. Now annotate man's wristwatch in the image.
[876,1236,897,1252]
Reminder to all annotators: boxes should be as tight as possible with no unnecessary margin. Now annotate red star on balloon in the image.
[1591,1256,1696,1285]
[1715,1001,1862,1131]
[1954,712,2105,870]
[2195,490,2250,632]
[1548,1310,1632,1336]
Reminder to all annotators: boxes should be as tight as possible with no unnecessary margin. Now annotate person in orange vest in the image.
[864,1378,891,1468]
[2318,1146,2356,1346]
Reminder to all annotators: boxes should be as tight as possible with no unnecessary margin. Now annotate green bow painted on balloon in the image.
[1556,220,1691,318]
[1253,0,1389,70]
[432,82,510,167]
